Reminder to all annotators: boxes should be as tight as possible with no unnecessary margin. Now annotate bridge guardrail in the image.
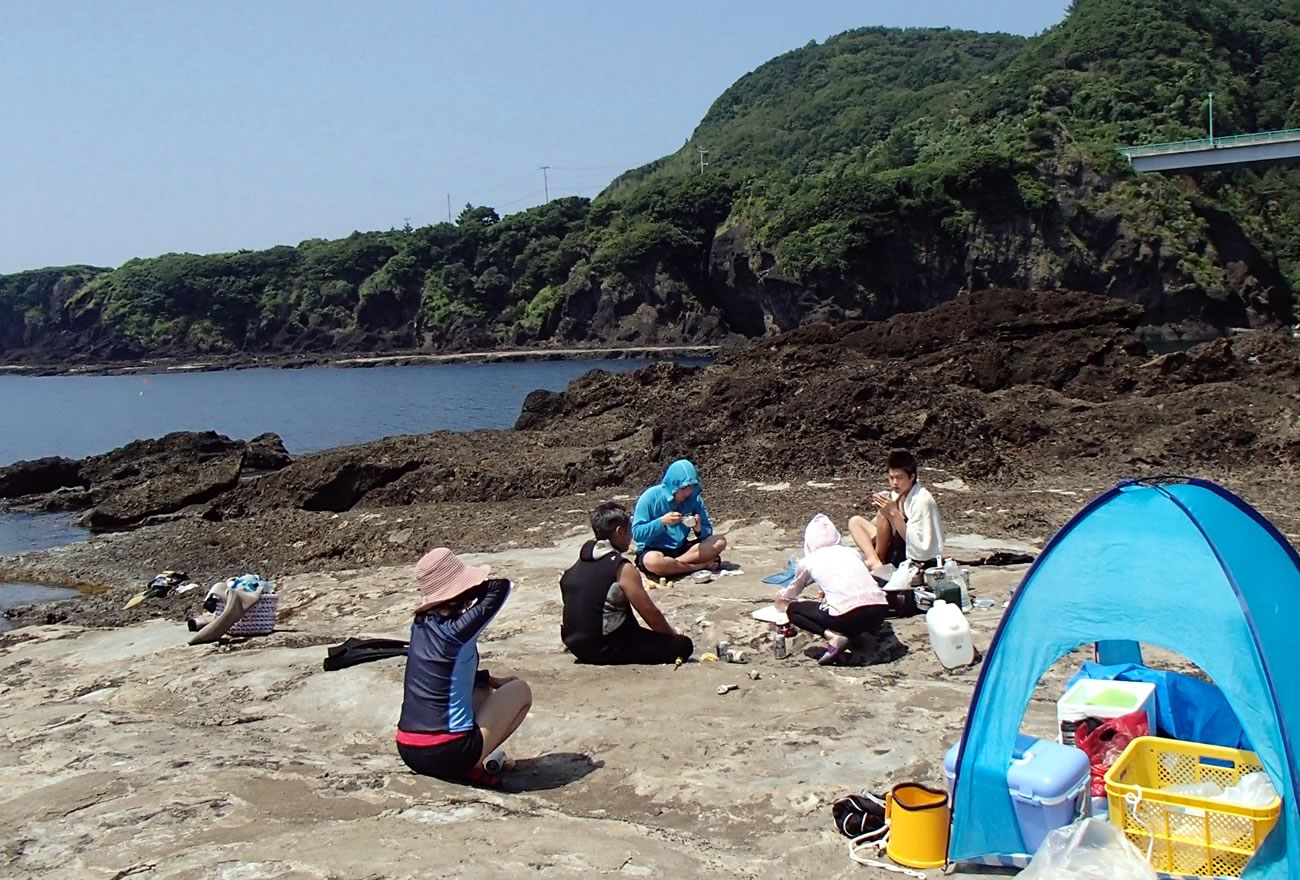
[1121,128,1300,159]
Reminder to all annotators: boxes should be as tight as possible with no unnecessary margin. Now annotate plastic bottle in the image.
[483,748,507,774]
[925,599,974,669]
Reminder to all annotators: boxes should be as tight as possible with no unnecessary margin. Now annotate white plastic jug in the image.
[926,599,974,669]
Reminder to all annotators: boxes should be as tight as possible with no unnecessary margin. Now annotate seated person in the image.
[776,513,889,666]
[847,449,945,575]
[395,548,532,787]
[559,502,694,665]
[631,458,727,578]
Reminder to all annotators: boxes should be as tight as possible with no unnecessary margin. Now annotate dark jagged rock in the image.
[245,433,293,471]
[510,289,1300,483]
[75,431,245,486]
[0,456,84,499]
[2,430,292,531]
[80,451,245,530]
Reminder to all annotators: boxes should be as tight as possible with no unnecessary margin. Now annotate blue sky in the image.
[0,1,1071,273]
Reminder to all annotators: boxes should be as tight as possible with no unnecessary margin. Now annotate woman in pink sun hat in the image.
[395,547,532,786]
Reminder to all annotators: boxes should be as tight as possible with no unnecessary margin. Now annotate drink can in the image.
[770,632,788,659]
[716,640,730,661]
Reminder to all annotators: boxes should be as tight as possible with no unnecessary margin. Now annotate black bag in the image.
[831,791,888,838]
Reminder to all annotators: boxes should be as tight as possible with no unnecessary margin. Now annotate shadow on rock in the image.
[802,621,910,667]
[501,752,604,793]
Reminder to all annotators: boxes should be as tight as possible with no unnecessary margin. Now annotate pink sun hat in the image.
[415,548,492,612]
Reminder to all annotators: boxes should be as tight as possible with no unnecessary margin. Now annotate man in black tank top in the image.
[560,503,694,665]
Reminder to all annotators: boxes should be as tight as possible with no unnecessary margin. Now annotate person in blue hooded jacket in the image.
[631,459,728,577]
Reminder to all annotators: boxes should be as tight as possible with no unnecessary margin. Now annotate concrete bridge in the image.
[1121,128,1300,172]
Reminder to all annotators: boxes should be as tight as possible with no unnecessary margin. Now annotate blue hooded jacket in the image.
[632,459,714,551]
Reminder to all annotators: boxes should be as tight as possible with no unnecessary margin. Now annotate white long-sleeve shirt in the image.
[896,483,944,562]
[779,544,886,616]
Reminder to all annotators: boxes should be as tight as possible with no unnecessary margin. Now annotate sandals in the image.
[818,634,851,666]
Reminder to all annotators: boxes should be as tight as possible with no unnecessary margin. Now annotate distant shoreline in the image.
[0,344,722,378]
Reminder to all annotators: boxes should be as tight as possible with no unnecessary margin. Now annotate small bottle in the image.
[483,748,507,774]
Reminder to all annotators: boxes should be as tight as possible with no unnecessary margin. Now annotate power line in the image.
[435,159,634,218]
[495,190,549,209]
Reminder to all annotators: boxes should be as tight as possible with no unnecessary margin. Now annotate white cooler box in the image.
[1056,678,1157,743]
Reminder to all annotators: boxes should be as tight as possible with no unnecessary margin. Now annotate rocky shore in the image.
[2,522,1045,880]
[0,343,721,378]
[2,289,1298,877]
[3,288,1299,628]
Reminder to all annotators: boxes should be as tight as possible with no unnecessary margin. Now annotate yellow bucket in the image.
[886,782,951,869]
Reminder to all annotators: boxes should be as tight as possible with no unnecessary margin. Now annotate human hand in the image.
[682,514,699,531]
[661,512,684,526]
[872,493,898,516]
[773,598,790,612]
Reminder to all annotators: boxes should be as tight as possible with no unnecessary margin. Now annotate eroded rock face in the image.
[245,432,292,471]
[0,456,83,499]
[512,289,1300,483]
[79,450,246,531]
[202,433,631,521]
[0,431,293,531]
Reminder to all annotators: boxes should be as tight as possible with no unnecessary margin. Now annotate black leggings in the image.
[571,620,694,665]
[787,601,887,639]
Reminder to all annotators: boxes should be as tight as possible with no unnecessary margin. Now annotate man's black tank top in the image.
[559,540,630,651]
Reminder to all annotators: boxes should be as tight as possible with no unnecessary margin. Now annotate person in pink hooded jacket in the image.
[775,513,889,666]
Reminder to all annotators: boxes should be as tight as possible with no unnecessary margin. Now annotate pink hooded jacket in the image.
[778,514,886,615]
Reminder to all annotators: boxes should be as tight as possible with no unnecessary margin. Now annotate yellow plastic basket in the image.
[1104,736,1281,878]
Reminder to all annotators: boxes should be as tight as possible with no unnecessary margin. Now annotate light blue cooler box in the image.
[944,734,1091,855]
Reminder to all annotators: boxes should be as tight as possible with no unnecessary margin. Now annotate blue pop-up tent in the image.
[949,479,1299,879]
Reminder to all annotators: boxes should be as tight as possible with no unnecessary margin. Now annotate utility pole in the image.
[1208,91,1215,144]
[540,165,551,203]
[446,193,452,223]
[697,145,709,175]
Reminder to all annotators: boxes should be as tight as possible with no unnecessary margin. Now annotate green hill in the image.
[5,0,1300,364]
[608,27,1026,185]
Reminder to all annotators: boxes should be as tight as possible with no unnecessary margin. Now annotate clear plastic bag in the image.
[1019,817,1157,880]
[1217,771,1278,808]
[884,560,917,592]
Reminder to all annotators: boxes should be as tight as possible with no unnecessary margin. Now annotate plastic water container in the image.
[944,734,1091,855]
[925,599,973,668]
[1056,678,1157,743]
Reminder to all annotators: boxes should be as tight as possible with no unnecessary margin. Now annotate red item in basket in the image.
[1076,710,1149,797]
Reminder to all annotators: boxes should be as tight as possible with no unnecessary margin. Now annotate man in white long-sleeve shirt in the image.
[848,449,945,572]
